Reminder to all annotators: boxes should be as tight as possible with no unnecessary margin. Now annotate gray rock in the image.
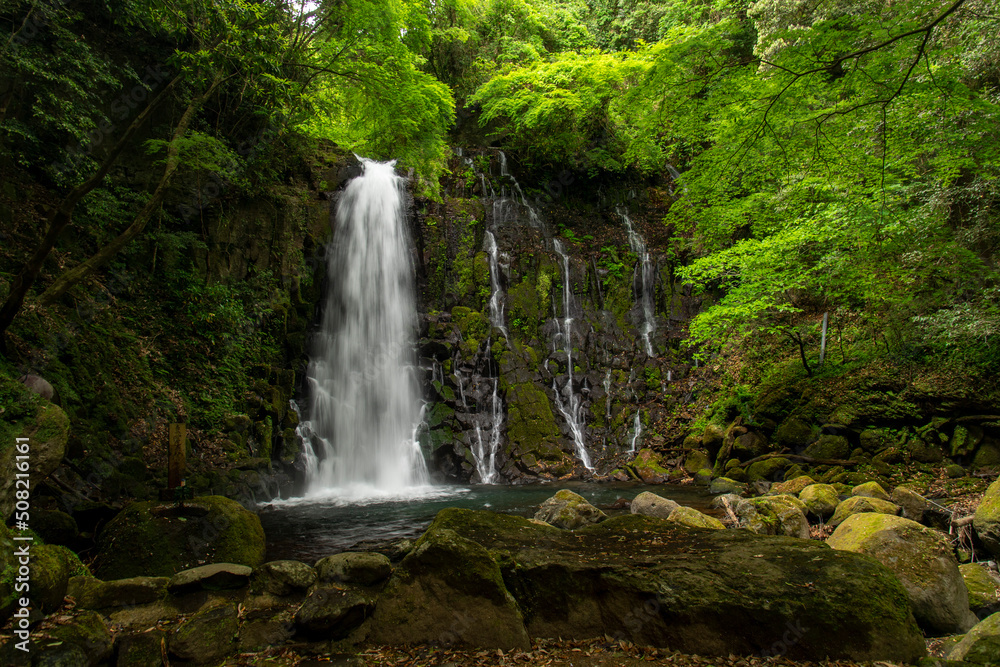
[252,560,317,595]
[534,489,606,529]
[294,586,375,638]
[315,552,391,586]
[630,491,680,519]
[799,483,840,520]
[708,477,746,495]
[115,630,166,667]
[829,496,900,526]
[169,603,238,664]
[368,523,531,649]
[239,607,296,650]
[890,486,932,523]
[20,374,55,400]
[167,563,252,595]
[852,481,889,501]
[948,612,1000,662]
[828,513,978,635]
[974,477,1000,558]
[736,495,810,539]
[68,575,168,609]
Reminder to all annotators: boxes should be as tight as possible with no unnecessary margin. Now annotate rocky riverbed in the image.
[9,472,1000,665]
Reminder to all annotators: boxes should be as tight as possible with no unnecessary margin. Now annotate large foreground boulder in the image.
[93,496,265,579]
[368,507,925,661]
[828,513,977,635]
[368,522,531,648]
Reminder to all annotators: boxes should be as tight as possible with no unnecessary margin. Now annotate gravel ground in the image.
[222,637,923,666]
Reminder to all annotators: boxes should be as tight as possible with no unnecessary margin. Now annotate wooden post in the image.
[168,423,186,489]
[819,312,829,366]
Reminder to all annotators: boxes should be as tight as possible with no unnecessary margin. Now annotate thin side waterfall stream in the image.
[300,158,433,500]
[552,239,593,470]
[617,206,655,356]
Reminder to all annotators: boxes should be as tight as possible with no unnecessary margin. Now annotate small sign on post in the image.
[168,423,186,489]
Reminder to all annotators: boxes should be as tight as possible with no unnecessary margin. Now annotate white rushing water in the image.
[552,239,593,470]
[485,231,510,343]
[302,158,430,499]
[629,411,643,453]
[617,206,655,357]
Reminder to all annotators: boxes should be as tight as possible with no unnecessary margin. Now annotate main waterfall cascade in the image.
[302,159,430,497]
[290,150,688,490]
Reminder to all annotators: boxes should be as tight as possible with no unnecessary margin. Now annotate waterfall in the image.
[467,230,507,484]
[629,411,642,453]
[617,206,655,357]
[485,231,509,343]
[552,239,593,470]
[491,151,543,229]
[304,158,428,496]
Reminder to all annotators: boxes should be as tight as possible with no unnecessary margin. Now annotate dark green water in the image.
[260,482,714,563]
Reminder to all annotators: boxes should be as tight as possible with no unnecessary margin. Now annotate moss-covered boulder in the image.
[169,602,239,664]
[746,457,789,483]
[828,513,977,635]
[67,575,168,610]
[961,563,1000,619]
[93,496,265,579]
[736,495,810,539]
[803,434,851,460]
[799,484,840,520]
[534,490,606,529]
[405,508,924,660]
[23,610,113,667]
[708,477,746,495]
[891,486,932,522]
[773,417,816,448]
[771,475,815,496]
[315,552,391,586]
[666,506,724,530]
[852,481,890,501]
[630,448,670,484]
[974,477,1000,558]
[630,492,679,519]
[368,522,531,648]
[682,449,711,475]
[167,563,252,594]
[829,496,900,527]
[32,510,79,547]
[249,560,316,596]
[948,612,1000,663]
[31,544,88,613]
[0,404,70,520]
[295,586,375,638]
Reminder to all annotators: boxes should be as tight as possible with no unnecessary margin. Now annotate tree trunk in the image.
[0,74,181,349]
[38,78,220,306]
